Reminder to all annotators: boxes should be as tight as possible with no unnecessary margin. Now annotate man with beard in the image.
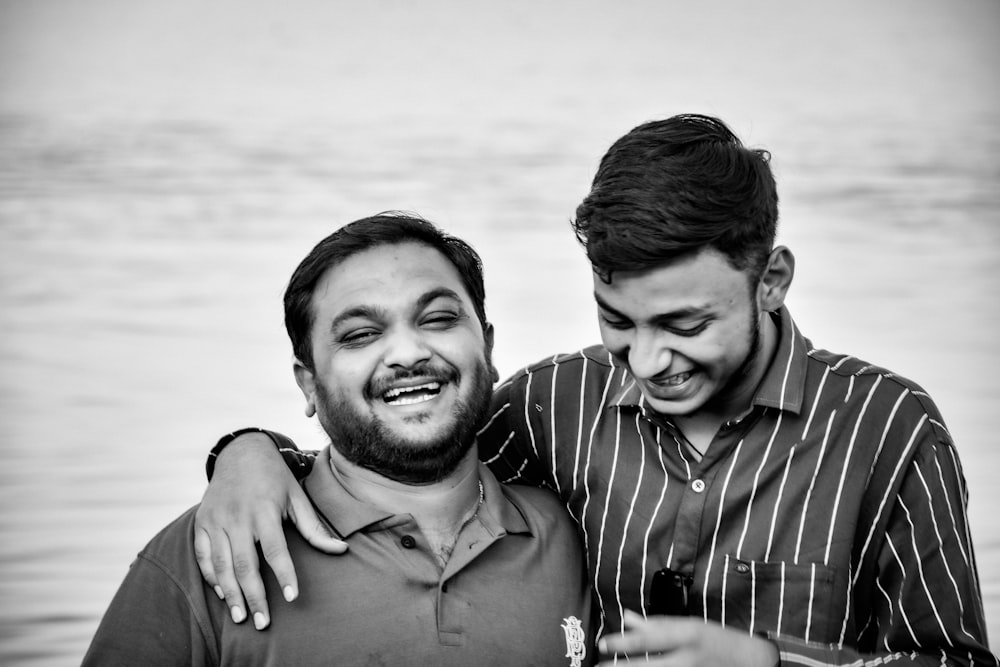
[193,116,995,665]
[83,214,594,666]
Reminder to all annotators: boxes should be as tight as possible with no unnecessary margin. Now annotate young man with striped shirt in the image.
[196,115,995,665]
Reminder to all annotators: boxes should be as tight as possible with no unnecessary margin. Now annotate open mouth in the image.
[642,371,697,401]
[662,371,692,387]
[382,382,443,406]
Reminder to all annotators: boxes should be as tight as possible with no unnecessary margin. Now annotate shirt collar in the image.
[607,306,808,417]
[476,462,532,537]
[303,447,531,539]
[751,306,808,414]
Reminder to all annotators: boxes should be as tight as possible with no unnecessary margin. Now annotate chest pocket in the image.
[713,554,840,643]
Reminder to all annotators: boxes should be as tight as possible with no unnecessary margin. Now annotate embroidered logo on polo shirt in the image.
[561,616,587,666]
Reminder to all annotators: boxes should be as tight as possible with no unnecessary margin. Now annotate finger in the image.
[257,518,300,604]
[209,532,249,625]
[193,527,223,600]
[598,630,633,657]
[288,488,348,555]
[621,608,647,629]
[231,533,271,630]
[600,610,677,657]
[599,609,644,655]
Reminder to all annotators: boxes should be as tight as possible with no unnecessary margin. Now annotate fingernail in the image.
[598,638,607,654]
[283,585,296,602]
[214,585,224,600]
[230,606,246,623]
[253,612,267,630]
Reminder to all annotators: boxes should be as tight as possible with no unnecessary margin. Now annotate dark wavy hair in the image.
[285,212,488,372]
[573,114,779,282]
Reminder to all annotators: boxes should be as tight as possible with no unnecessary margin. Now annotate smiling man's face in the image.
[593,247,769,421]
[294,241,495,483]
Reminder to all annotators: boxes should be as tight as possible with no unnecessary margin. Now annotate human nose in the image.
[627,329,672,381]
[381,326,432,368]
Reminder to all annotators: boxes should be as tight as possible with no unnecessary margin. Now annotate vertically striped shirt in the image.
[256,306,994,664]
[477,307,994,665]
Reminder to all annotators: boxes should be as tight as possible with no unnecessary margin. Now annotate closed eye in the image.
[339,329,380,347]
[664,321,709,337]
[421,310,462,328]
[599,313,633,330]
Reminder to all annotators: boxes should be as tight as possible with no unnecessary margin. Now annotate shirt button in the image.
[691,479,706,493]
[400,535,417,549]
[735,561,751,574]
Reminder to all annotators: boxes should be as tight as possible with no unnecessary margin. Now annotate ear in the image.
[756,246,795,313]
[293,359,318,418]
[484,323,500,384]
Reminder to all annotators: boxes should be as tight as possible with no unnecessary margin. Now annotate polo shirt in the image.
[479,307,995,665]
[84,455,595,666]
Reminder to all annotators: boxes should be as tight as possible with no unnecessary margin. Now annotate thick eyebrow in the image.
[328,304,386,334]
[593,292,710,323]
[328,287,466,333]
[415,287,466,313]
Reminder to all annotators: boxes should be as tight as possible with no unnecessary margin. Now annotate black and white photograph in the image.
[1,1,997,664]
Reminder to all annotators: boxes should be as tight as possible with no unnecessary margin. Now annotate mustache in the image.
[364,363,459,399]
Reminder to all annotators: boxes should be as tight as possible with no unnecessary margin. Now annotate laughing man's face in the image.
[295,241,495,483]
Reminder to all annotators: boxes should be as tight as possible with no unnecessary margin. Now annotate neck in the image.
[326,445,483,537]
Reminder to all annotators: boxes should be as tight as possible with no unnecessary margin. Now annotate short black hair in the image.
[573,113,779,282]
[284,212,488,372]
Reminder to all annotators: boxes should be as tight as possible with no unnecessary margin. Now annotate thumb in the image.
[287,489,348,554]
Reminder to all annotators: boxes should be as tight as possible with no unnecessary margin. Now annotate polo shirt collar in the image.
[303,447,531,539]
[475,461,532,536]
[607,306,808,417]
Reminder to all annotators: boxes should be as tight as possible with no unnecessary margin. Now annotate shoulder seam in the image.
[137,537,221,661]
[511,346,617,378]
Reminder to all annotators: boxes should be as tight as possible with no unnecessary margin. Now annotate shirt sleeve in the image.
[82,554,218,667]
[206,428,319,481]
[478,373,555,488]
[769,432,997,666]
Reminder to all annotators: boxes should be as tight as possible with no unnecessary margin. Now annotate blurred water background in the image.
[1,0,998,663]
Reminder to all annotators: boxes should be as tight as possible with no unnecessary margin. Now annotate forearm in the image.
[207,427,319,481]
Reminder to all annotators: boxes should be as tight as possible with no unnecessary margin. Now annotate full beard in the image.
[313,358,494,484]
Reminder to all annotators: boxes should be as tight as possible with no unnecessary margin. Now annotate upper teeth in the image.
[384,382,441,405]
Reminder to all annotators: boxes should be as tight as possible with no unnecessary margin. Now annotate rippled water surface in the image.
[1,0,998,663]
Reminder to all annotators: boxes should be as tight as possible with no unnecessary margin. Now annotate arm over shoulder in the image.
[206,428,318,481]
